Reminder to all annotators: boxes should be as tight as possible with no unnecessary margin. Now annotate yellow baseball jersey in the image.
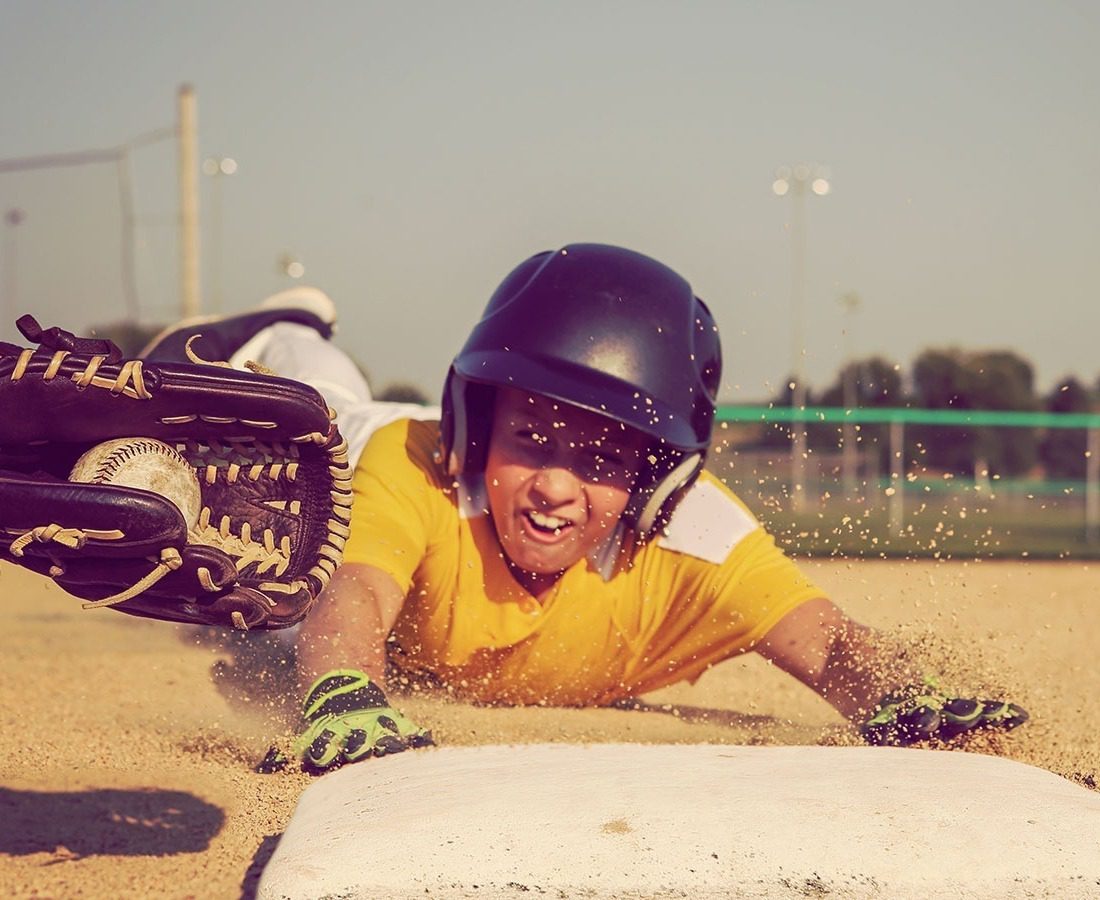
[344,419,824,706]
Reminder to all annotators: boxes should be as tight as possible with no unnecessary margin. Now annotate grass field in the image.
[713,453,1100,560]
[762,503,1099,560]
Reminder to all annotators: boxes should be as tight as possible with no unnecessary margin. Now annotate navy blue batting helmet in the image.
[441,243,721,535]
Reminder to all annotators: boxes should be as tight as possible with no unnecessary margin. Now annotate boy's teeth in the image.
[528,511,569,530]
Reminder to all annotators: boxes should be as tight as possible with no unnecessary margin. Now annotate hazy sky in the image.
[1,1,1097,401]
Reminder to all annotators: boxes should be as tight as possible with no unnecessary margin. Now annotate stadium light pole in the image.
[203,156,237,312]
[773,164,830,512]
[178,84,202,318]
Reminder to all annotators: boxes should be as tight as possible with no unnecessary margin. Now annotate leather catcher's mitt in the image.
[0,315,353,630]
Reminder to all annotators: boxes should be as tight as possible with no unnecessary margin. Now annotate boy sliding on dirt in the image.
[149,244,1027,770]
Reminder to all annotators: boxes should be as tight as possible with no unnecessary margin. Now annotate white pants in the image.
[232,322,441,468]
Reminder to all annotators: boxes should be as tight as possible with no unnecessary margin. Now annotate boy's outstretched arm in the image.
[755,598,1028,744]
[755,597,913,722]
[280,563,434,772]
[296,562,407,691]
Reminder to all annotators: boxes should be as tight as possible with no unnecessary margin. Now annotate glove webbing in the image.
[183,434,352,593]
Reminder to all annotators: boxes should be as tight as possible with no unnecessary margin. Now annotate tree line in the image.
[759,349,1098,480]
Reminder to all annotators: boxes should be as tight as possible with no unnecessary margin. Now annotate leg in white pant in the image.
[230,322,440,468]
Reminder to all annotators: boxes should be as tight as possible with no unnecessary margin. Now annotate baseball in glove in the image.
[0,314,353,630]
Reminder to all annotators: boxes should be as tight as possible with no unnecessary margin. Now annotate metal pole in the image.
[839,291,861,496]
[774,164,829,514]
[790,179,808,512]
[842,373,858,496]
[1087,427,1099,543]
[889,419,905,534]
[177,84,201,318]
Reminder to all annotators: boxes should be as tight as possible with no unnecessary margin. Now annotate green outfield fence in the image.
[710,406,1100,558]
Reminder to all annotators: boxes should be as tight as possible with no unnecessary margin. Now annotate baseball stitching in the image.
[85,439,193,484]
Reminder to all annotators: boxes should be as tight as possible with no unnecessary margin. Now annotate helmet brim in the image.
[455,350,709,452]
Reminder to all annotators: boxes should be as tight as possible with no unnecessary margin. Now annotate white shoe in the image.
[140,287,337,363]
[259,286,337,329]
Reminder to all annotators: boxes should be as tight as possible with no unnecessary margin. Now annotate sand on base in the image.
[0,558,1096,898]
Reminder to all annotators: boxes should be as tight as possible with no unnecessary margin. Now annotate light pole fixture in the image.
[773,164,830,512]
[278,252,305,280]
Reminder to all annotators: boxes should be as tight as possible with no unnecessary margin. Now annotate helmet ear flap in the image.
[441,369,463,476]
[627,451,704,537]
[440,369,495,477]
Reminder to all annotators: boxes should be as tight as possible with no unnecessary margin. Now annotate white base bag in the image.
[258,743,1100,899]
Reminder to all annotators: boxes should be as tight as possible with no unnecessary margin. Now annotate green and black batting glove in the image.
[294,669,434,772]
[860,675,1028,747]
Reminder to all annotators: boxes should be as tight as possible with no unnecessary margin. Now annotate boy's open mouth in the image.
[524,509,573,536]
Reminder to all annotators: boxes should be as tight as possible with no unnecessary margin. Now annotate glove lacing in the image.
[10,348,152,399]
[80,547,185,608]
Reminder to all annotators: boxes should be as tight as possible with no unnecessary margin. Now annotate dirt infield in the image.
[1,559,1096,898]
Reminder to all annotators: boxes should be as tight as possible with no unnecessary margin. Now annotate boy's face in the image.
[485,387,647,593]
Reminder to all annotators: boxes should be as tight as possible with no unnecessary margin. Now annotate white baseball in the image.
[69,437,203,530]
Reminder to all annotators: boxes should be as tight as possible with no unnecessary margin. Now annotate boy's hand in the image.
[294,669,434,772]
[860,676,1028,746]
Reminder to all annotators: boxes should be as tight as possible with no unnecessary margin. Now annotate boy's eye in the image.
[517,429,549,447]
[580,448,637,484]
